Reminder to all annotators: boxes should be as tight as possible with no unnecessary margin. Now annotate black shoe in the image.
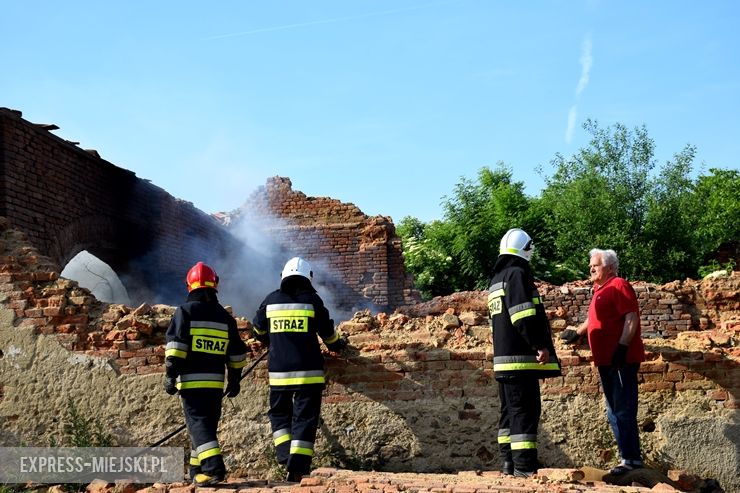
[502,461,514,475]
[513,469,534,478]
[609,462,643,476]
[286,471,303,483]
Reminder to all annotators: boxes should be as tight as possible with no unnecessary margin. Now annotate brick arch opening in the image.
[0,107,242,307]
[61,250,130,305]
[50,214,152,302]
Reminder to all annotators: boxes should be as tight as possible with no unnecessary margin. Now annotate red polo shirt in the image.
[587,276,646,366]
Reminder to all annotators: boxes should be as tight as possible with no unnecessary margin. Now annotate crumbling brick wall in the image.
[1,108,416,312]
[1,219,738,488]
[0,107,241,305]
[2,216,736,394]
[231,177,418,312]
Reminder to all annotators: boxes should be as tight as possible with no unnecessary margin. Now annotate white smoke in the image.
[213,199,364,324]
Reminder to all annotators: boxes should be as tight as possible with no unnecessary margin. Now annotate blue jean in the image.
[598,364,642,464]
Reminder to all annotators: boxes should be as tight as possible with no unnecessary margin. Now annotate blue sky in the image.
[2,1,738,223]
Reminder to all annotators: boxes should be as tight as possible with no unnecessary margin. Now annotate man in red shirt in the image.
[562,248,645,475]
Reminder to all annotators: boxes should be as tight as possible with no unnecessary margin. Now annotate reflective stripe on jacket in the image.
[165,297,248,390]
[488,262,561,380]
[252,286,336,389]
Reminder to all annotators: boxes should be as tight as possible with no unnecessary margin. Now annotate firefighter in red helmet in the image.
[164,261,248,486]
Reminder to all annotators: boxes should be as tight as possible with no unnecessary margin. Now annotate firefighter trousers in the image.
[181,389,225,479]
[497,378,541,473]
[269,386,323,477]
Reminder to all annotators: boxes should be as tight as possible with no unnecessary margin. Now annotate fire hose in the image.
[148,349,269,448]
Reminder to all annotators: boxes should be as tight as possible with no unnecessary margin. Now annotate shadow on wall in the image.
[641,342,739,485]
[316,343,568,474]
[306,327,738,488]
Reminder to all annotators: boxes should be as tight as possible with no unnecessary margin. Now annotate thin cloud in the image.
[204,1,455,40]
[565,35,592,144]
[565,105,577,144]
[576,36,592,97]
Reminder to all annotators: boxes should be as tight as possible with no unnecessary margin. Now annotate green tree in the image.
[641,145,700,281]
[540,120,659,280]
[693,168,740,273]
[442,165,536,290]
[397,216,459,298]
[398,120,738,294]
[398,164,544,297]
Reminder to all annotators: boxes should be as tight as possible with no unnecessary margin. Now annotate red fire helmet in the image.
[186,261,219,292]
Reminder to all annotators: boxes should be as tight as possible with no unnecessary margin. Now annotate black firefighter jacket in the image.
[165,289,248,391]
[252,277,340,390]
[488,256,561,380]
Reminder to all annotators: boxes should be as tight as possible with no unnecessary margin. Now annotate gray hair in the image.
[589,248,619,274]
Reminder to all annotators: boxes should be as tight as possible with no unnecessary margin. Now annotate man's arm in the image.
[576,318,589,336]
[618,312,638,345]
[560,316,588,344]
[251,302,270,345]
[610,311,638,368]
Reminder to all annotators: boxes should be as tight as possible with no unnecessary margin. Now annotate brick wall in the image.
[0,109,416,312]
[233,177,419,312]
[538,280,738,337]
[0,107,241,305]
[1,218,738,487]
[316,300,738,411]
[2,216,736,402]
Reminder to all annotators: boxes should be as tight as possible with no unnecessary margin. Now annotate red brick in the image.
[664,372,683,382]
[710,390,728,400]
[43,306,63,317]
[559,356,581,366]
[640,382,674,392]
[128,356,148,367]
[451,351,487,361]
[23,308,43,317]
[639,361,667,373]
[683,371,706,381]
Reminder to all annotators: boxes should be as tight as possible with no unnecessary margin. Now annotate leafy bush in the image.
[398,121,738,296]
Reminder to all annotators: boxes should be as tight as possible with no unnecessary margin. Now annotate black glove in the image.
[225,371,241,398]
[560,329,580,344]
[326,336,348,353]
[611,343,629,368]
[163,376,178,395]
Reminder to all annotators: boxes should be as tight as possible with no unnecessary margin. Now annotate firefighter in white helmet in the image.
[488,229,561,477]
[251,257,347,482]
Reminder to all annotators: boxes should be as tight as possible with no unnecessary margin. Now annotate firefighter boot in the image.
[193,472,225,487]
[286,471,304,483]
[502,461,514,475]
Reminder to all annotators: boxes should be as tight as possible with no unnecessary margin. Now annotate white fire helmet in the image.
[281,256,313,282]
[499,228,534,262]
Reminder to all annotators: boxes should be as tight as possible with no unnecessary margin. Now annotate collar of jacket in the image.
[187,288,219,303]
